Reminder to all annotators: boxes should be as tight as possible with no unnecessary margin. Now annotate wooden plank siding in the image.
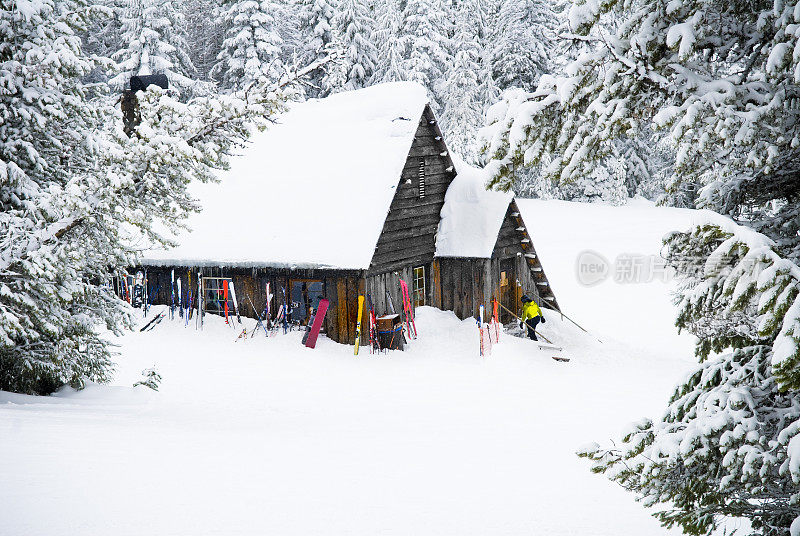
[506,200,560,311]
[431,259,442,308]
[435,258,492,320]
[138,266,365,344]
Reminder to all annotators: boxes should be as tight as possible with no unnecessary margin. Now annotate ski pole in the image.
[247,295,269,337]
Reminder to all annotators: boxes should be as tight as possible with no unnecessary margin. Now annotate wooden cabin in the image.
[139,82,558,344]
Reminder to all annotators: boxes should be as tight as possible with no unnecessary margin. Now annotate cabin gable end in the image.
[367,105,457,276]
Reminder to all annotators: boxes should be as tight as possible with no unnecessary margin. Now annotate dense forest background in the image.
[83,0,669,203]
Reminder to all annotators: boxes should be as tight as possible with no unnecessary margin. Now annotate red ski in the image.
[303,298,329,348]
[491,298,501,343]
[399,280,417,338]
[223,280,230,324]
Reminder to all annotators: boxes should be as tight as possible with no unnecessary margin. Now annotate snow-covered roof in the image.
[435,160,514,258]
[142,82,430,269]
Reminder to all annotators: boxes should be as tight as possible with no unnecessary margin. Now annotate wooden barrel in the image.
[376,314,404,351]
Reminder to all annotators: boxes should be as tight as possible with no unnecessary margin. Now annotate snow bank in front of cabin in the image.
[143,82,429,270]
[0,306,694,536]
[436,159,513,258]
[4,198,748,536]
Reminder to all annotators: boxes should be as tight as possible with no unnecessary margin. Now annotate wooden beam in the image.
[431,259,442,308]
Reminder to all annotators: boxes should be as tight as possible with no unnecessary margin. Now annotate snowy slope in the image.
[1,198,738,536]
[519,197,699,359]
[0,310,692,536]
[143,82,429,269]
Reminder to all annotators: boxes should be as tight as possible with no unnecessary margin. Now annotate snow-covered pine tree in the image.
[481,87,673,203]
[1,0,290,395]
[83,0,124,83]
[481,0,800,528]
[212,0,286,92]
[295,0,337,95]
[479,0,800,216]
[184,0,224,81]
[440,0,483,161]
[399,0,449,102]
[326,0,379,92]
[1,0,127,394]
[489,0,554,92]
[581,222,800,535]
[110,0,197,94]
[373,0,406,83]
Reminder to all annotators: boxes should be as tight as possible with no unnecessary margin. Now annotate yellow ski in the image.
[354,295,364,355]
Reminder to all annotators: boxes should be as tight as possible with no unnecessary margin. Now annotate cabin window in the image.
[412,266,426,307]
[289,280,324,326]
[500,271,509,287]
[202,276,233,316]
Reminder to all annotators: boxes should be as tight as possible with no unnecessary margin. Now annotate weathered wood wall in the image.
[506,200,559,311]
[364,265,422,317]
[137,265,367,345]
[436,258,491,320]
[368,105,456,275]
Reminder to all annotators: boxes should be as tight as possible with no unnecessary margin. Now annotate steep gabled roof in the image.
[142,82,430,270]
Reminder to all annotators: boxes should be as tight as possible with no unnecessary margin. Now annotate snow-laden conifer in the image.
[399,0,449,97]
[110,0,196,93]
[581,222,800,535]
[326,0,378,92]
[478,0,800,529]
[0,0,124,394]
[295,0,337,95]
[440,0,483,161]
[212,0,286,92]
[490,0,554,92]
[183,0,224,81]
[373,0,406,83]
[1,0,291,394]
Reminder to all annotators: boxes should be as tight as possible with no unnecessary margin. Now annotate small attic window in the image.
[418,158,426,199]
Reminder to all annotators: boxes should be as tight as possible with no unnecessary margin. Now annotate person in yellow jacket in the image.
[520,294,545,341]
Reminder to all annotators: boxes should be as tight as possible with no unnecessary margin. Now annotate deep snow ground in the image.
[1,199,721,535]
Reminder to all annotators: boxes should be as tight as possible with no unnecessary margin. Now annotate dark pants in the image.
[525,316,541,341]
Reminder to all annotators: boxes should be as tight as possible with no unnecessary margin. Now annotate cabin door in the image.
[499,258,516,323]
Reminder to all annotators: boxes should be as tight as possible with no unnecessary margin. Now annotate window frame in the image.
[412,265,426,307]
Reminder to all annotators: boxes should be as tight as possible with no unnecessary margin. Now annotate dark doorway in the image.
[499,258,516,323]
[289,280,324,326]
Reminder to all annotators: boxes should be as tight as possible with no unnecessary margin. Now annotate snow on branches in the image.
[0,0,296,394]
[580,345,800,536]
[580,220,800,535]
[480,0,800,213]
